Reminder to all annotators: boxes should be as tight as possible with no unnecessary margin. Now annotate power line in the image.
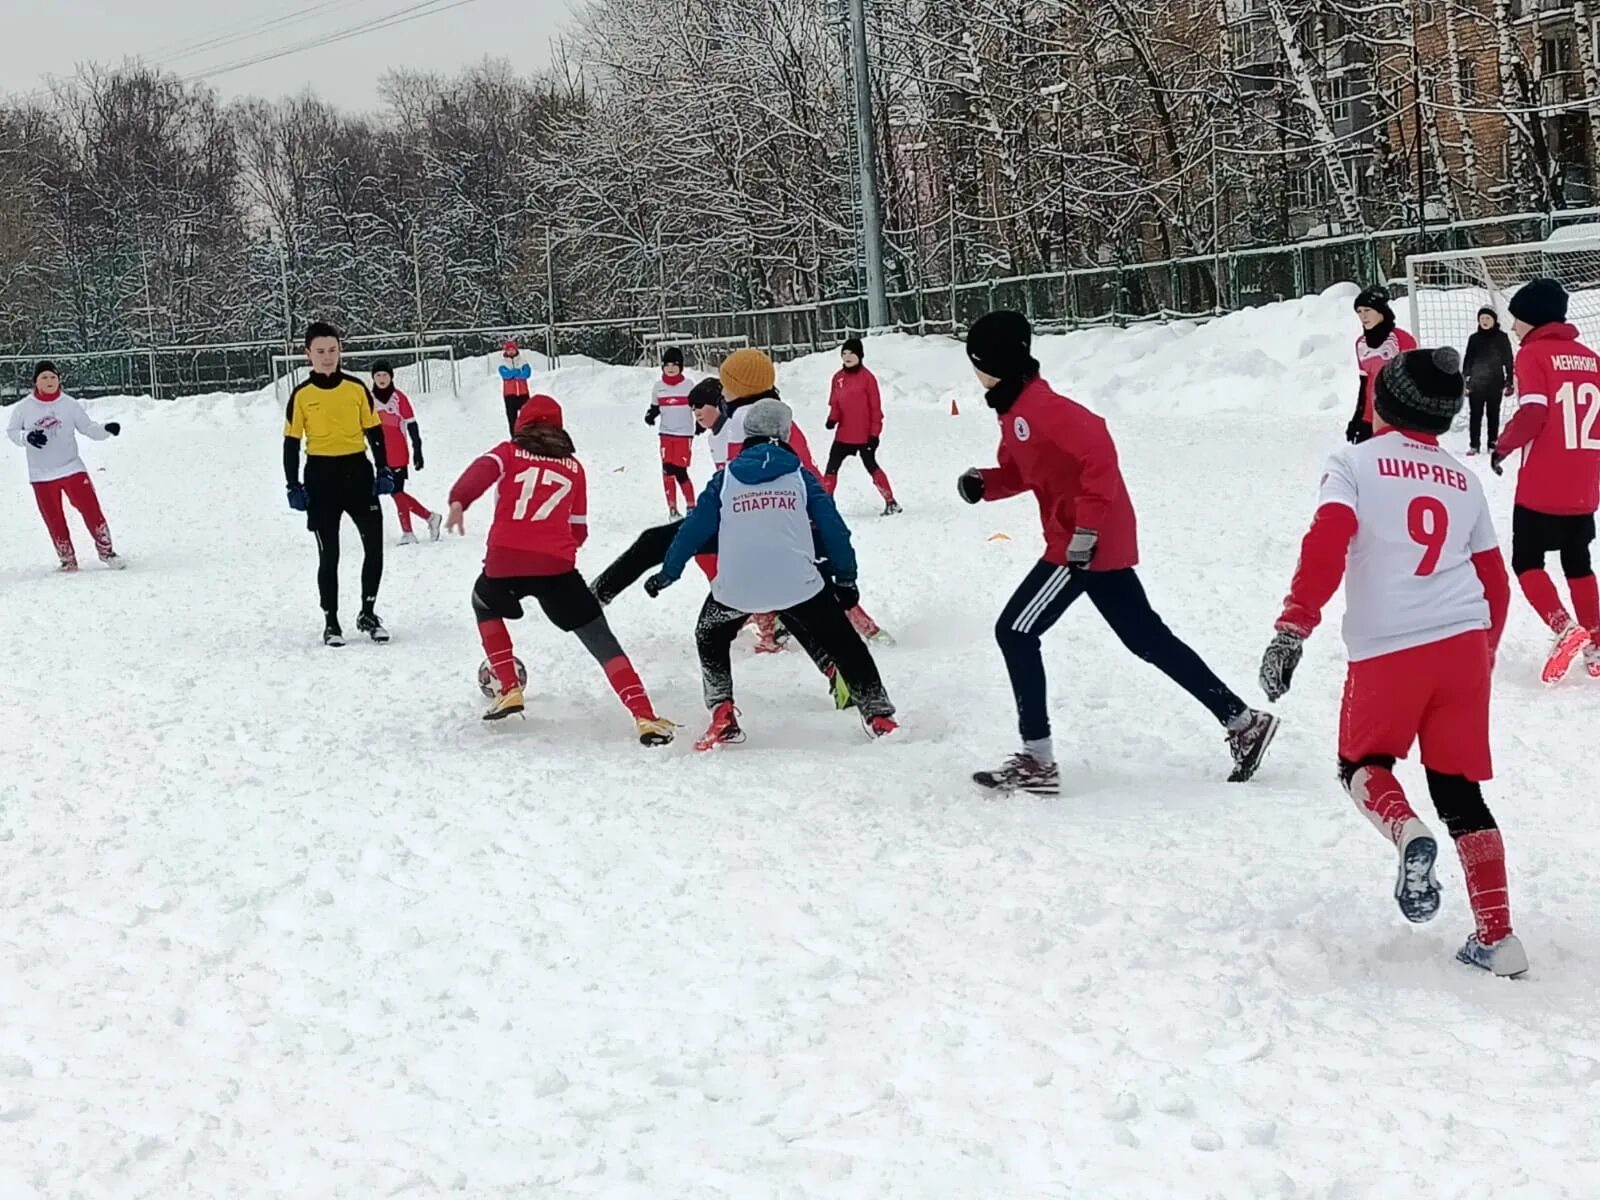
[144,0,377,68]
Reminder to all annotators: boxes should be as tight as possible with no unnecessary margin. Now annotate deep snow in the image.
[3,284,1598,1198]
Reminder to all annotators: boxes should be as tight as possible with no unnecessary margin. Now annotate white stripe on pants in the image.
[1012,565,1073,633]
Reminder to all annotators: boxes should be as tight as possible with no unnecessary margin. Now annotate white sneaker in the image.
[1457,933,1529,978]
[100,553,127,571]
[1394,819,1441,924]
[398,531,419,546]
[427,512,444,542]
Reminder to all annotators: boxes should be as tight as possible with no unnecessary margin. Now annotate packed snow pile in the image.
[3,287,1597,1198]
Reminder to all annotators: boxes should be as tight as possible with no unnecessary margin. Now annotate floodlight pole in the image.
[846,0,889,330]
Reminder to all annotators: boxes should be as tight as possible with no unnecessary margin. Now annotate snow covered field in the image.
[3,284,1598,1198]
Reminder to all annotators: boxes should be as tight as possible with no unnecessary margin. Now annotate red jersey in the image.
[1497,322,1600,516]
[976,377,1138,570]
[1357,327,1417,424]
[826,367,884,444]
[373,387,416,469]
[449,442,589,577]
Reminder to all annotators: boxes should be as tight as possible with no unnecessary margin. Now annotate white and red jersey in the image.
[6,391,112,483]
[1497,322,1600,516]
[651,372,695,438]
[1356,327,1417,424]
[373,387,416,469]
[724,402,819,475]
[1279,429,1508,662]
[450,442,588,577]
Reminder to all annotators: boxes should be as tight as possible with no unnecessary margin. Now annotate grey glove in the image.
[1066,528,1098,569]
[1259,630,1305,702]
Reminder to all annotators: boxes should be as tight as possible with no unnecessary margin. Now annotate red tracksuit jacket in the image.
[977,377,1139,570]
[827,367,884,445]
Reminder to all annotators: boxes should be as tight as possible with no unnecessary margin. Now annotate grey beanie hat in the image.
[741,397,794,444]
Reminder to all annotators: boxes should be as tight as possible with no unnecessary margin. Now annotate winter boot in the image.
[357,610,391,644]
[973,753,1060,798]
[695,702,745,751]
[323,616,346,648]
[483,686,526,722]
[427,512,444,542]
[1394,819,1442,924]
[1457,933,1529,978]
[1226,709,1280,783]
[1543,622,1589,684]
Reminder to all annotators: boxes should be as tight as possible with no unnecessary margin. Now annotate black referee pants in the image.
[305,454,383,617]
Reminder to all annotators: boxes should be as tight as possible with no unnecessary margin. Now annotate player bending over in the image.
[1261,347,1525,978]
[447,394,674,745]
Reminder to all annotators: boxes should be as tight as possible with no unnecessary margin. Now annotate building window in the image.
[1457,60,1478,102]
[1327,73,1352,130]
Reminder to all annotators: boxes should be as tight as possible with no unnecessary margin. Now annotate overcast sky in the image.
[6,0,578,111]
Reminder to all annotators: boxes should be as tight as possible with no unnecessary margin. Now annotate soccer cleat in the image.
[323,618,346,648]
[483,686,526,722]
[882,500,903,516]
[694,702,745,751]
[427,512,444,542]
[862,712,898,739]
[1226,709,1280,783]
[846,607,894,645]
[636,716,676,747]
[398,531,419,546]
[99,553,127,570]
[1541,624,1589,684]
[668,505,682,521]
[752,615,786,654]
[57,559,79,574]
[825,666,854,711]
[1394,819,1442,924]
[1457,932,1529,978]
[973,753,1060,798]
[1466,447,1480,457]
[356,611,391,644]
[1586,641,1600,680]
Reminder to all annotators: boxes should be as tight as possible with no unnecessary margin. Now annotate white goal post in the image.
[270,344,459,400]
[639,333,749,370]
[1406,235,1600,355]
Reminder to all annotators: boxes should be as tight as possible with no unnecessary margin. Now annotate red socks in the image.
[695,553,718,582]
[1347,765,1418,846]
[1518,569,1571,632]
[1571,573,1599,633]
[679,477,696,508]
[1456,829,1513,945]
[662,474,679,511]
[871,469,896,504]
[478,619,520,693]
[822,474,838,496]
[603,655,654,719]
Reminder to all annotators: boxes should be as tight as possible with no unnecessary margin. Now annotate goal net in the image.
[639,334,749,371]
[270,344,459,400]
[1406,236,1600,354]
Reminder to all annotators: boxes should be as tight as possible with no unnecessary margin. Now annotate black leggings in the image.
[995,561,1246,741]
[504,393,525,436]
[696,589,893,717]
[824,440,881,477]
[1340,757,1498,839]
[592,520,710,605]
[305,455,383,616]
[1467,387,1502,450]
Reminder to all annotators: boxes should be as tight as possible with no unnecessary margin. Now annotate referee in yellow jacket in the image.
[284,321,395,646]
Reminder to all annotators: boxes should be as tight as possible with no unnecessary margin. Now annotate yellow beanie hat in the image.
[719,348,777,400]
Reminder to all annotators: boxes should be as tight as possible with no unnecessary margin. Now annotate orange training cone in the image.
[950,396,960,416]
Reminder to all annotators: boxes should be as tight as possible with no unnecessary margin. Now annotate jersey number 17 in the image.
[511,467,572,521]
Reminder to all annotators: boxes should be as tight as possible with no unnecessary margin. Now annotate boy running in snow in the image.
[645,346,696,518]
[958,311,1277,797]
[447,393,674,745]
[1350,287,1417,445]
[824,337,900,515]
[645,398,898,749]
[6,360,125,572]
[370,361,443,545]
[498,341,532,435]
[1260,347,1526,978]
[1488,279,1600,682]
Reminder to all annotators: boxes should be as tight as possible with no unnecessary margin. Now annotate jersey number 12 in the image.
[1557,381,1600,451]
[511,467,572,521]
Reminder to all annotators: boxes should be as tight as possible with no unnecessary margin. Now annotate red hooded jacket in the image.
[826,366,884,444]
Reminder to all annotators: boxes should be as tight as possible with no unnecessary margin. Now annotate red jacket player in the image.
[957,311,1277,798]
[1490,278,1600,683]
[1350,287,1417,445]
[447,394,674,744]
[370,360,442,544]
[1261,347,1526,978]
[644,346,696,518]
[823,337,900,515]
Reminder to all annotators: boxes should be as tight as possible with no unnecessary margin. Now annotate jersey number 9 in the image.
[1407,496,1449,577]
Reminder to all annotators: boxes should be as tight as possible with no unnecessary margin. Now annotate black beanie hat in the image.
[33,360,58,382]
[1353,286,1395,322]
[689,377,724,411]
[1509,278,1568,328]
[1477,306,1499,323]
[966,311,1037,381]
[662,346,684,369]
[842,337,865,360]
[370,359,394,376]
[1374,347,1465,435]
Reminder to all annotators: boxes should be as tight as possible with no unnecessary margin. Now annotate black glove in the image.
[374,468,397,496]
[1490,452,1506,477]
[957,469,985,504]
[1345,418,1372,445]
[412,451,424,471]
[825,418,837,431]
[1259,630,1305,702]
[26,429,47,449]
[867,435,880,451]
[833,580,861,611]
[103,422,121,436]
[287,483,308,512]
[645,406,659,427]
[644,572,673,598]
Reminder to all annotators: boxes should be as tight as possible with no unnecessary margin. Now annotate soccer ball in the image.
[478,656,528,699]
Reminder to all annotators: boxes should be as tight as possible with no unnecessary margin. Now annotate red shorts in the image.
[1339,631,1493,781]
[659,436,692,470]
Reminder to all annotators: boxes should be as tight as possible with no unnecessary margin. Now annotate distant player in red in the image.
[1261,346,1525,978]
[645,346,696,518]
[1489,278,1600,682]
[824,338,900,516]
[1350,286,1417,445]
[446,394,674,744]
[370,361,442,545]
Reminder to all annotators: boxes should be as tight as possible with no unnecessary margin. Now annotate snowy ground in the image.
[3,284,1598,1198]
